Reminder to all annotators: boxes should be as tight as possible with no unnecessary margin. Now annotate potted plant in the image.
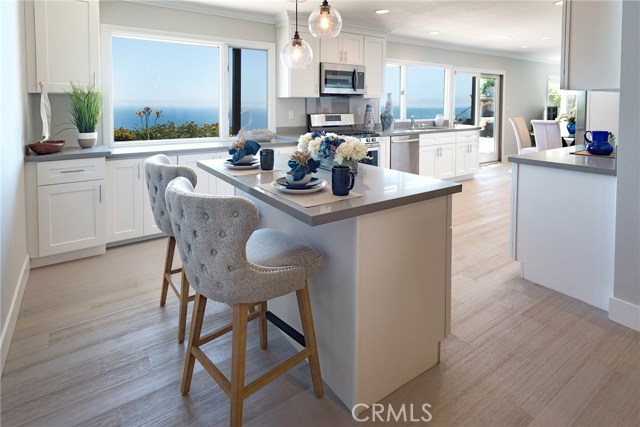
[559,109,576,136]
[67,82,102,148]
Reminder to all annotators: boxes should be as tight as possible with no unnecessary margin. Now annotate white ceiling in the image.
[179,0,563,63]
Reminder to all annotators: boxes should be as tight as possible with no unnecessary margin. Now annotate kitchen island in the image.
[197,158,461,410]
[509,146,616,311]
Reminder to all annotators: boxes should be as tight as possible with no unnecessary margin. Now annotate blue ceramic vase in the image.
[566,122,576,135]
[380,93,394,131]
[585,130,614,155]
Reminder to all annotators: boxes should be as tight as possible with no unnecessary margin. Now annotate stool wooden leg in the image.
[296,282,324,398]
[178,271,190,343]
[230,303,250,427]
[259,301,268,350]
[161,236,176,307]
[182,293,207,395]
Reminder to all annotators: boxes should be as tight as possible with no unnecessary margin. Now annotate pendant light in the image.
[281,0,313,69]
[308,0,342,38]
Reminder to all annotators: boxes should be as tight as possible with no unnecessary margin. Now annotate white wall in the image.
[387,41,559,158]
[611,0,640,330]
[0,0,30,372]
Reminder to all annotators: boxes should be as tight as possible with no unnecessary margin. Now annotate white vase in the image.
[78,132,97,148]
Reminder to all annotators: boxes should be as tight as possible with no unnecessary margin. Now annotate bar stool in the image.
[165,177,324,427]
[144,154,198,343]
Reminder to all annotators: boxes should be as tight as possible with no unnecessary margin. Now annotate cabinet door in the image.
[277,25,319,97]
[142,155,177,236]
[437,144,456,179]
[455,143,470,176]
[178,153,215,194]
[419,145,438,178]
[211,152,236,196]
[364,36,386,99]
[340,33,364,65]
[38,180,106,256]
[106,159,144,243]
[32,0,100,93]
[465,142,479,175]
[319,36,342,63]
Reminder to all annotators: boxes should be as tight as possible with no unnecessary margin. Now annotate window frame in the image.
[101,25,276,147]
[384,59,452,122]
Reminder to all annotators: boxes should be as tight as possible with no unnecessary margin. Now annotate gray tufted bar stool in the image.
[165,177,324,427]
[144,154,198,343]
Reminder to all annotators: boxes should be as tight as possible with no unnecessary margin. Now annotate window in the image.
[104,27,275,145]
[383,63,449,121]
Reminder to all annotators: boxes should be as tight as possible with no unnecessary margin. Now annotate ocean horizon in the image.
[114,106,267,130]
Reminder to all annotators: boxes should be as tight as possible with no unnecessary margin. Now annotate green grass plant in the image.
[67,82,102,133]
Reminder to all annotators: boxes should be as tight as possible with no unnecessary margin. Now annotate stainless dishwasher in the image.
[390,133,421,174]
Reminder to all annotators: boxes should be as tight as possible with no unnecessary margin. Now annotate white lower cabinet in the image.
[106,156,177,243]
[455,141,479,176]
[36,158,106,257]
[419,143,456,179]
[177,152,235,197]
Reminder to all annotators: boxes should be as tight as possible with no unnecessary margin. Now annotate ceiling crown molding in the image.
[121,0,278,25]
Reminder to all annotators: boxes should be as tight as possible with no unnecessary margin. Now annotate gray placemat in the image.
[258,181,362,208]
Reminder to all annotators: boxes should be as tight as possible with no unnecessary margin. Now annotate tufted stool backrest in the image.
[165,177,305,304]
[144,154,198,236]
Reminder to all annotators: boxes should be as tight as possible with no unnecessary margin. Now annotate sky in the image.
[112,36,267,111]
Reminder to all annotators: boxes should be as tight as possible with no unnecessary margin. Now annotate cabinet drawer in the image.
[37,158,105,185]
[455,131,479,142]
[419,132,455,146]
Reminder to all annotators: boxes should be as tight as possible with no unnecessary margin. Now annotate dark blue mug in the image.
[331,165,355,196]
[584,130,613,156]
[259,149,274,170]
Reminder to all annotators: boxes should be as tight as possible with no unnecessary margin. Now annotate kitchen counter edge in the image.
[508,146,616,176]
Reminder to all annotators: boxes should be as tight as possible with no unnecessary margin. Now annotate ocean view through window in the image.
[106,28,273,145]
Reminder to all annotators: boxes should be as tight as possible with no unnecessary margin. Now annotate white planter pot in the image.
[78,132,97,148]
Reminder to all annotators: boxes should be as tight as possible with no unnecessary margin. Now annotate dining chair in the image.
[509,117,538,154]
[165,176,324,427]
[144,154,198,343]
[531,120,563,151]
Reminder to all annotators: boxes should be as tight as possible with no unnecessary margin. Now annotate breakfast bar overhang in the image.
[197,158,461,410]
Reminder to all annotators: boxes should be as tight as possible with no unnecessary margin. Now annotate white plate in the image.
[224,162,260,170]
[271,179,327,194]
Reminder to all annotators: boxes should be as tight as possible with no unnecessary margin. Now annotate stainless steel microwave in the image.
[320,63,365,95]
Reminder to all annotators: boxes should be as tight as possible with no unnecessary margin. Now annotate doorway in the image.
[452,71,503,163]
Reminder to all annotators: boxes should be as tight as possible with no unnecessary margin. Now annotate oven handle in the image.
[366,143,380,149]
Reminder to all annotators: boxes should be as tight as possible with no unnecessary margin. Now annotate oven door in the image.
[360,144,380,166]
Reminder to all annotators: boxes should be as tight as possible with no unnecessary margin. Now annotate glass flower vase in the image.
[342,158,359,174]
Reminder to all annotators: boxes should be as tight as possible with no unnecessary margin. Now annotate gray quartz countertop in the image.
[197,157,461,226]
[24,137,298,162]
[381,124,481,137]
[24,145,111,162]
[508,146,616,176]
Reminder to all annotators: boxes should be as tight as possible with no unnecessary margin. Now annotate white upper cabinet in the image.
[320,32,364,65]
[277,24,320,98]
[26,0,100,93]
[363,36,386,99]
[561,0,622,91]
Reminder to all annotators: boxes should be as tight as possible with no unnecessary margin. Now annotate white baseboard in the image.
[609,296,640,332]
[1,255,30,374]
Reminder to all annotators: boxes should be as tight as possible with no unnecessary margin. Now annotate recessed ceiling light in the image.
[428,31,440,36]
[374,9,390,14]
[541,36,550,40]
[554,1,563,5]
[520,45,529,49]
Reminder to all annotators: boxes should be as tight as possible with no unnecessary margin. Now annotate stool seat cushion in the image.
[247,229,323,279]
[166,177,323,304]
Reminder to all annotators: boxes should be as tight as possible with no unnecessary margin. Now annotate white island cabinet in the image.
[509,147,616,311]
[197,157,461,410]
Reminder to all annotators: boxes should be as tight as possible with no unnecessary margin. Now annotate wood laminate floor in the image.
[2,163,639,427]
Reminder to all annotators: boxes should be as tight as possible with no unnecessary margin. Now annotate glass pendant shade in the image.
[281,32,313,69]
[308,0,342,38]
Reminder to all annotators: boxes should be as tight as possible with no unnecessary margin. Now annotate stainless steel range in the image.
[307,113,380,166]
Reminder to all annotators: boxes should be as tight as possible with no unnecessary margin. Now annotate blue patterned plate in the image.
[275,176,321,189]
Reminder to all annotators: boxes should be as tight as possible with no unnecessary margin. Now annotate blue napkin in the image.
[229,140,261,163]
[287,158,319,181]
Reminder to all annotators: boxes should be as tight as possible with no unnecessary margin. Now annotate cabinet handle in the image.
[137,163,140,180]
[93,72,96,86]
[60,169,85,174]
[99,184,102,203]
[344,51,348,62]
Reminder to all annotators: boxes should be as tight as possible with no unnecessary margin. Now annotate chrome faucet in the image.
[410,115,415,129]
